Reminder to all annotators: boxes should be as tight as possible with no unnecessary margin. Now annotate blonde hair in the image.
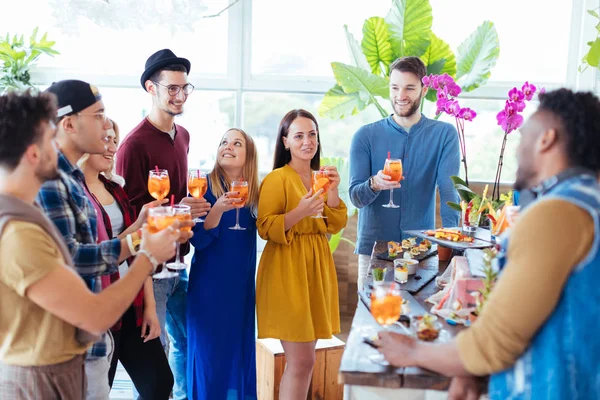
[208,128,259,216]
[77,118,125,186]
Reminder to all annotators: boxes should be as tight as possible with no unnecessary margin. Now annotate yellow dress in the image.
[256,165,348,342]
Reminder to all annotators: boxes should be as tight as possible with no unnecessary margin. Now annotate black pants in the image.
[108,307,174,400]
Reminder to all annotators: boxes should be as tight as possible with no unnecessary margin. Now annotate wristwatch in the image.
[137,249,159,274]
[369,176,379,192]
[126,230,142,256]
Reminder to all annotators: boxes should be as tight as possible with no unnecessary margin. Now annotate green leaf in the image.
[456,21,500,92]
[343,25,370,71]
[320,156,357,218]
[450,175,469,187]
[586,38,600,67]
[588,9,600,19]
[386,0,433,57]
[331,61,389,116]
[318,84,367,119]
[29,27,39,45]
[329,231,343,253]
[420,33,456,102]
[446,201,462,212]
[361,17,394,76]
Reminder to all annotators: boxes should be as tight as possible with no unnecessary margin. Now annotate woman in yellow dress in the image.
[256,109,348,399]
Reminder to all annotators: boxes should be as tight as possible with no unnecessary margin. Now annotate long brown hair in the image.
[208,128,259,216]
[272,109,321,171]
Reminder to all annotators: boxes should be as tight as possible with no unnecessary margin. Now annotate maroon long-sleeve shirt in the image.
[116,118,191,257]
[116,118,190,216]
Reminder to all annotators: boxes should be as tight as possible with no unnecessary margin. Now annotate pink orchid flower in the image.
[522,81,537,101]
[444,100,461,117]
[458,107,477,121]
[508,87,526,111]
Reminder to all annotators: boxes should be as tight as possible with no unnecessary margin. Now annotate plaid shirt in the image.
[37,151,121,358]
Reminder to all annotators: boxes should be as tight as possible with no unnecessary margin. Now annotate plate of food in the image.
[375,238,437,261]
[404,228,493,250]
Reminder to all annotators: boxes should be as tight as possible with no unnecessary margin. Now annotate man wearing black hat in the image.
[117,49,210,399]
[36,80,162,399]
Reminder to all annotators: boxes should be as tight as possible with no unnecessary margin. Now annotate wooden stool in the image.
[256,336,345,400]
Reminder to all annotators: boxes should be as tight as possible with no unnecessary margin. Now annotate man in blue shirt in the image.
[349,56,460,290]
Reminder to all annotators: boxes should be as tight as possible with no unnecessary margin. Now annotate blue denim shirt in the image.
[349,114,460,255]
[490,174,600,399]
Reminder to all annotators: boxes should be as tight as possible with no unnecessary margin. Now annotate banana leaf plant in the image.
[0,27,59,93]
[319,0,500,119]
[321,156,357,253]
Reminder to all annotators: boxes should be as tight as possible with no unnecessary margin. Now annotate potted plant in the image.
[318,0,500,120]
[0,28,59,94]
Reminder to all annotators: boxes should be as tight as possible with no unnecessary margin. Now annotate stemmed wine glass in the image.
[229,179,248,231]
[165,204,191,271]
[382,159,402,209]
[187,170,208,223]
[148,169,170,201]
[147,206,179,279]
[368,282,403,364]
[311,169,330,219]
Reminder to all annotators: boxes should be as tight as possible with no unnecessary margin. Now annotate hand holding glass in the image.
[382,159,402,208]
[147,206,179,279]
[311,170,330,218]
[188,170,208,222]
[166,204,191,271]
[229,180,248,230]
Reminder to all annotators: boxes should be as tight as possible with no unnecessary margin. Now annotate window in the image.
[98,87,236,170]
[251,0,390,77]
[430,0,573,84]
[242,92,382,172]
[2,0,229,78]
[425,98,538,183]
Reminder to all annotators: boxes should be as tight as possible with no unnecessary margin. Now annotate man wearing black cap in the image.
[117,49,209,399]
[0,90,180,400]
[36,80,154,399]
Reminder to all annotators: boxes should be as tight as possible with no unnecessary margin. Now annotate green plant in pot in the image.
[0,28,59,93]
[318,0,500,120]
[446,175,507,228]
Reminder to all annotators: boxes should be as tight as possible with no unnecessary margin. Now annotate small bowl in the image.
[394,258,419,275]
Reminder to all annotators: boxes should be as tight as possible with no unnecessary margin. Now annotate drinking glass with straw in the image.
[382,151,403,209]
[166,195,192,271]
[148,166,170,201]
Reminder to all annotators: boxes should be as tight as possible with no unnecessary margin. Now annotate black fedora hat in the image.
[140,49,191,90]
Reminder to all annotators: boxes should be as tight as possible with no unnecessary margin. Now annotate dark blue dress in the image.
[186,180,257,400]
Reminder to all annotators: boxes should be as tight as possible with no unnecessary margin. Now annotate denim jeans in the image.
[153,269,188,400]
[85,330,114,400]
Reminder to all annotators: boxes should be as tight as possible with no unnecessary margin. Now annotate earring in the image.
[285,147,290,151]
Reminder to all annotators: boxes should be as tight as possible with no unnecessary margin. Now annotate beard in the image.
[392,95,422,118]
[158,91,184,117]
[514,164,536,191]
[35,152,59,182]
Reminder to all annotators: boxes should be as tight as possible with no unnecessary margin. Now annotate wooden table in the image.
[338,240,463,390]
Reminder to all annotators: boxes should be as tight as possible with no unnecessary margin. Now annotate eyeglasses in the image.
[76,111,107,122]
[152,81,195,96]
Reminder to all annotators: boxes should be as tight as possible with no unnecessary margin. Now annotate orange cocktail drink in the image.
[148,169,170,200]
[188,171,207,199]
[370,283,402,327]
[384,159,403,182]
[147,206,176,234]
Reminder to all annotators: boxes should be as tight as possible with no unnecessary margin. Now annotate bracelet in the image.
[126,234,136,256]
[137,249,159,275]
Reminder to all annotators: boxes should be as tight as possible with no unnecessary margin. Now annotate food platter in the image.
[404,228,494,250]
